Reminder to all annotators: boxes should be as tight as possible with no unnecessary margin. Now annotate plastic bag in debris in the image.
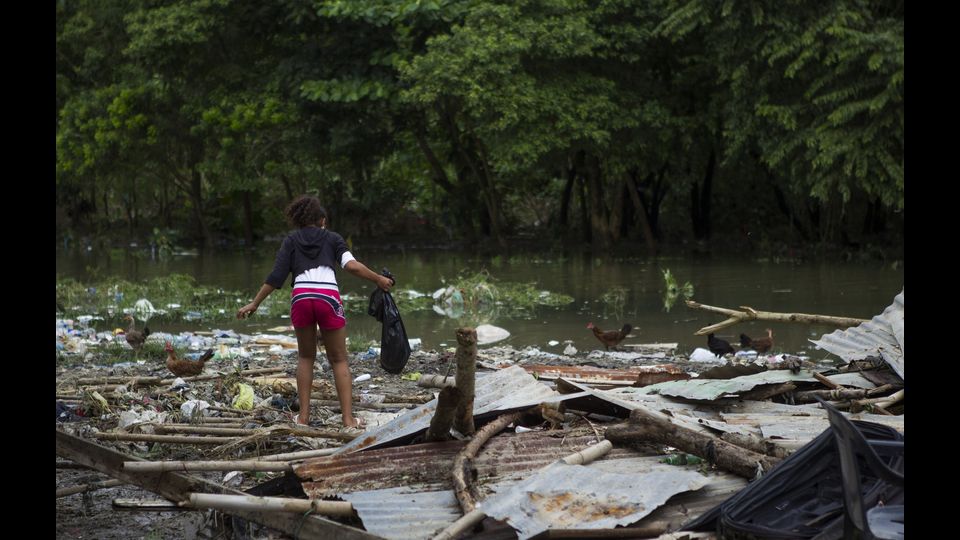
[232,383,255,410]
[367,269,410,374]
[181,399,211,418]
[118,409,168,433]
[683,417,904,539]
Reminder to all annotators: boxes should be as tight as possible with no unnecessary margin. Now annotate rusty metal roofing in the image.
[518,364,689,386]
[296,431,616,498]
[326,451,732,540]
[480,457,710,539]
[333,365,559,454]
[810,289,904,380]
[340,487,460,540]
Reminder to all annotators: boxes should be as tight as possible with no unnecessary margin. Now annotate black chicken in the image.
[707,333,735,358]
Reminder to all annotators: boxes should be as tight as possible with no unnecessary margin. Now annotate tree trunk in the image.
[690,148,716,241]
[586,155,613,248]
[578,175,590,243]
[559,161,575,229]
[190,169,212,248]
[279,175,293,201]
[625,171,657,255]
[242,190,254,247]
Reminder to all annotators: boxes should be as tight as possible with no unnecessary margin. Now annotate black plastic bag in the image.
[683,417,904,539]
[367,269,410,374]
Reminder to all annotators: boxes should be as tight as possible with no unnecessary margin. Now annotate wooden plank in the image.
[55,430,380,540]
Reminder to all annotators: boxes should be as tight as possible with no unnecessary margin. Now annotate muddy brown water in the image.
[56,247,903,357]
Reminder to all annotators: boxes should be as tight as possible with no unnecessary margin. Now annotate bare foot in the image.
[343,416,366,429]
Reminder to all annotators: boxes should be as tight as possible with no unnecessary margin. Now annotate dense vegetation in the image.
[56,0,903,256]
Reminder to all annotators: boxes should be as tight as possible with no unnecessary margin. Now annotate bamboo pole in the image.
[186,493,354,517]
[256,448,340,462]
[57,478,124,498]
[309,399,414,411]
[154,426,259,436]
[157,366,286,386]
[76,376,162,386]
[418,374,456,389]
[112,498,183,511]
[685,300,868,335]
[94,433,237,445]
[124,460,291,473]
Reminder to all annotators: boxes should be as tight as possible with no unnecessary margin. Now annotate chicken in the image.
[165,341,214,378]
[587,322,632,350]
[123,314,151,351]
[707,333,735,358]
[739,329,774,354]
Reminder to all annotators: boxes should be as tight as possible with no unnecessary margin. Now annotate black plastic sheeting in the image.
[367,269,410,374]
[683,419,904,539]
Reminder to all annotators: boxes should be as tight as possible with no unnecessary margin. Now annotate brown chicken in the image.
[740,329,774,354]
[165,342,214,378]
[587,322,632,350]
[123,314,151,351]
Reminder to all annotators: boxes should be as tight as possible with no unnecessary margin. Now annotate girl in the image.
[237,195,393,428]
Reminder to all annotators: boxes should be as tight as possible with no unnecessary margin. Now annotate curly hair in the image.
[284,195,327,228]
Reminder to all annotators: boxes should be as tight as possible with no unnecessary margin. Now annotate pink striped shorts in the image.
[290,286,346,330]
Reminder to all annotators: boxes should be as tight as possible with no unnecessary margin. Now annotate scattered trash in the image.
[354,374,372,383]
[563,344,577,355]
[400,372,422,382]
[476,324,510,345]
[232,383,255,410]
[547,340,560,347]
[180,400,211,418]
[689,347,725,363]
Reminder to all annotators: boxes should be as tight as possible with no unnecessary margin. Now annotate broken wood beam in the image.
[186,493,354,517]
[56,429,378,539]
[813,372,840,389]
[56,478,124,498]
[685,300,868,335]
[124,460,291,473]
[453,327,478,436]
[605,407,781,479]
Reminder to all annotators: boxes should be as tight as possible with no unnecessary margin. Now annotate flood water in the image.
[56,246,903,357]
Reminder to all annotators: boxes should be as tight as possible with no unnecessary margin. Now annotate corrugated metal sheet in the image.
[810,290,904,380]
[341,454,730,540]
[297,432,617,498]
[519,364,689,386]
[721,411,904,448]
[481,459,710,539]
[633,370,820,401]
[340,488,460,540]
[334,365,559,454]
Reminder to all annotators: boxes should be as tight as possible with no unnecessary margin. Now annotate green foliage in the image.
[56,0,903,251]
